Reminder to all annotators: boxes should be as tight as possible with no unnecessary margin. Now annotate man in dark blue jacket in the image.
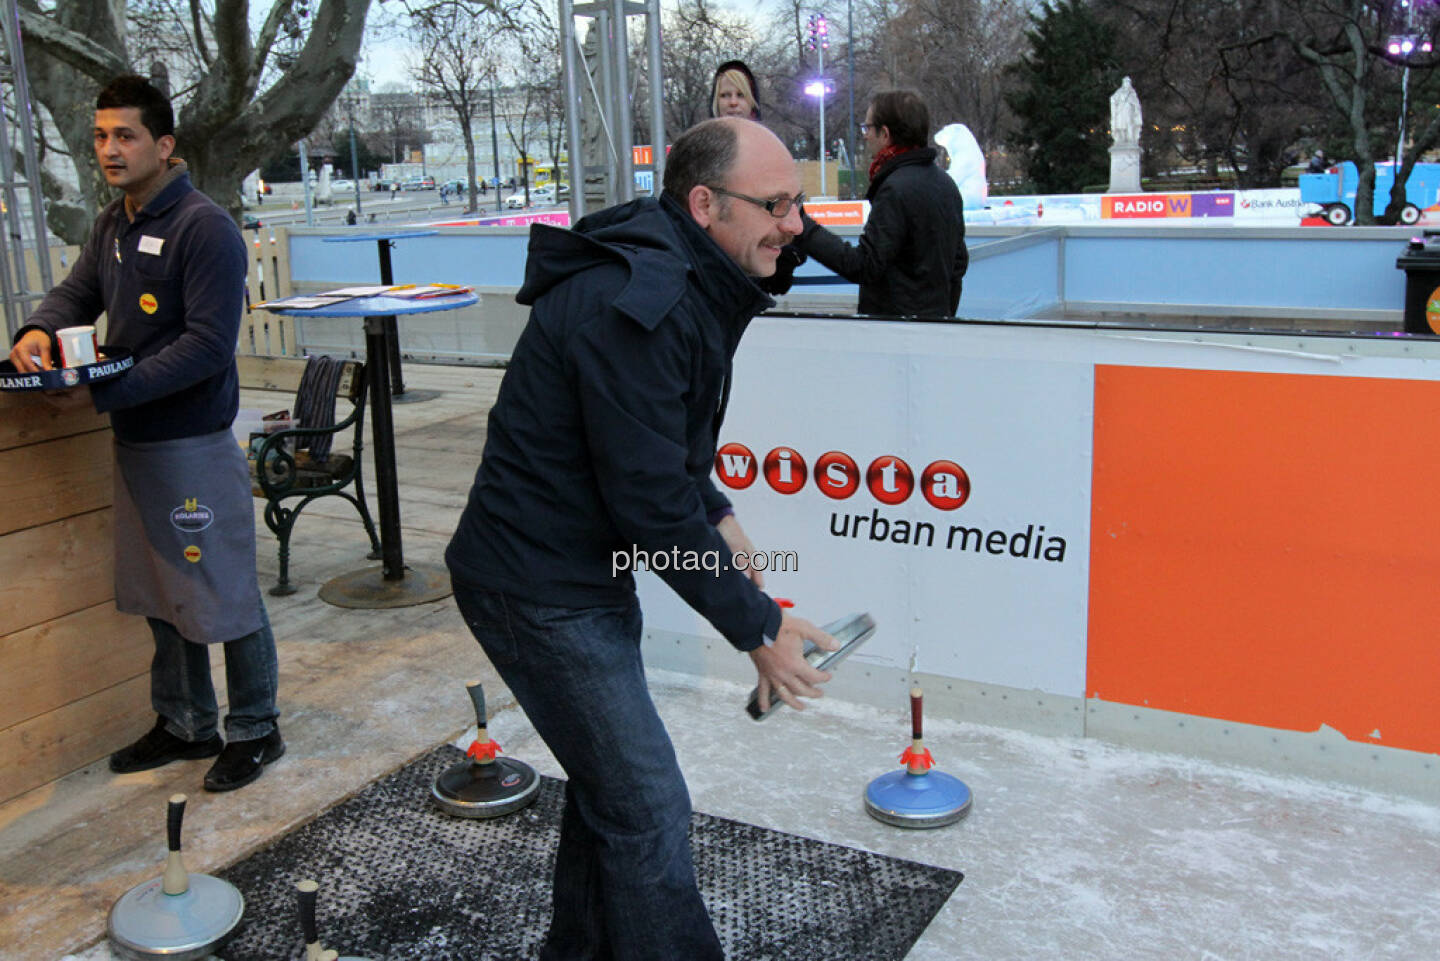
[446,118,837,960]
[9,76,282,793]
[796,89,968,317]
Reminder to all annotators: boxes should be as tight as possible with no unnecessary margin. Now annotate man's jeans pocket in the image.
[452,583,519,665]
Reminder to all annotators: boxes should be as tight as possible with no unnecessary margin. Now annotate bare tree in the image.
[1219,0,1440,222]
[660,0,760,135]
[18,0,374,240]
[497,11,561,203]
[409,0,543,212]
[369,86,430,164]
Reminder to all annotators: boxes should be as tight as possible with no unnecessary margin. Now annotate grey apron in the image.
[113,429,264,643]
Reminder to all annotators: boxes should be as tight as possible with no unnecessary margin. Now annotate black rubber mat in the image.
[216,744,962,960]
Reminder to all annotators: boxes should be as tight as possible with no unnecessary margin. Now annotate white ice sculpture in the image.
[934,123,987,210]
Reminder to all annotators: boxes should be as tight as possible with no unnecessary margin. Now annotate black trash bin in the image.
[1395,231,1440,334]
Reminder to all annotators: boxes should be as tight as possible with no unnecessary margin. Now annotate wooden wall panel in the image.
[0,603,150,730]
[0,676,152,802]
[0,392,107,452]
[0,430,112,536]
[0,510,113,638]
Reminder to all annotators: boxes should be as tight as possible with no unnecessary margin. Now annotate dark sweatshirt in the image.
[17,166,246,443]
[445,195,784,651]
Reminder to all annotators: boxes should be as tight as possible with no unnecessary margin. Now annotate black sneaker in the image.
[203,728,285,792]
[109,717,223,773]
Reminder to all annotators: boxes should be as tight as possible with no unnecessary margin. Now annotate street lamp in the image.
[342,84,364,218]
[806,12,830,198]
[1391,0,1434,170]
[847,0,855,200]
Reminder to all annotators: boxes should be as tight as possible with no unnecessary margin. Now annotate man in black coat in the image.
[446,118,837,961]
[796,89,968,317]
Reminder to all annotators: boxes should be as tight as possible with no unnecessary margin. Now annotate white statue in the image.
[934,123,987,210]
[1110,77,1142,147]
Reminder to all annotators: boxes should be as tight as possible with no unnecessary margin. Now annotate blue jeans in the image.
[452,584,724,961]
[149,604,279,743]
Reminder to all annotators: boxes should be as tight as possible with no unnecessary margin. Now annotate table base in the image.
[318,562,453,609]
[391,388,442,404]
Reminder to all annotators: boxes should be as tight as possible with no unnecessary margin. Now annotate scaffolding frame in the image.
[0,0,53,339]
[560,0,665,222]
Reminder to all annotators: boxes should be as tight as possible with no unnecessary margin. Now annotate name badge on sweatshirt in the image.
[138,235,165,256]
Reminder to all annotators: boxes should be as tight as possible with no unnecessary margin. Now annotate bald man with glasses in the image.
[446,117,836,961]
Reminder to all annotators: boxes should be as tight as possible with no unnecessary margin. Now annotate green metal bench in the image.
[250,356,380,595]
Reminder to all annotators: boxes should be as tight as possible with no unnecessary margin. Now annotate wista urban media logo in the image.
[714,443,969,509]
[714,442,1066,562]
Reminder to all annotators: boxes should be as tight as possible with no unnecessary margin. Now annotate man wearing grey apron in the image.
[8,76,283,792]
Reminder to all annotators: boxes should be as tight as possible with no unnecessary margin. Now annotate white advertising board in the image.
[637,318,1095,697]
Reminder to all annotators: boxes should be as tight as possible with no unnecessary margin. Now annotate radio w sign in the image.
[715,443,970,510]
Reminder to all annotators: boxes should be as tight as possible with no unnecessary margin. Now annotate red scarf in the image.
[869,144,919,182]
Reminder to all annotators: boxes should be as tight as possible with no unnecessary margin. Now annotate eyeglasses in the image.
[859,122,875,135]
[706,185,805,219]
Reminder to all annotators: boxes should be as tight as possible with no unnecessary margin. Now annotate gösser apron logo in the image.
[171,497,215,532]
[61,369,79,386]
[183,545,202,563]
[139,292,158,314]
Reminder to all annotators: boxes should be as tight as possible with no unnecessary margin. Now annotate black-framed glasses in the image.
[706,185,805,219]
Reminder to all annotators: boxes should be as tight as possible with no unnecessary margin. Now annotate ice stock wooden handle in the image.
[466,681,488,729]
[910,686,924,741]
[297,879,320,944]
[166,794,186,852]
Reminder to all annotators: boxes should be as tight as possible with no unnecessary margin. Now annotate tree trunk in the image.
[18,0,373,239]
[463,122,479,214]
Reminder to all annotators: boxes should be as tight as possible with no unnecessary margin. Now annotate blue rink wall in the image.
[279,223,1413,361]
[279,223,1440,801]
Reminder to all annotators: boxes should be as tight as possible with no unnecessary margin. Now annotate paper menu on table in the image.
[324,285,403,297]
[255,294,357,309]
[385,284,473,299]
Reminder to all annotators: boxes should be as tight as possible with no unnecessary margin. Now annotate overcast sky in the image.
[356,0,774,90]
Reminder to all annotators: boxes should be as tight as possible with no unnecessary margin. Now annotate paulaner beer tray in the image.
[0,347,134,392]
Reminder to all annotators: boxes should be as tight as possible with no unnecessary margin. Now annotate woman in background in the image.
[712,61,761,120]
[709,59,804,294]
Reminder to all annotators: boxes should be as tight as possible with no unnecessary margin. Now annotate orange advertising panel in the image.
[804,201,866,226]
[1088,365,1440,753]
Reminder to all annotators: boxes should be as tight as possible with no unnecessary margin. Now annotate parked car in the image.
[530,185,557,206]
[504,191,529,209]
[402,177,436,190]
[330,179,354,194]
[441,178,467,194]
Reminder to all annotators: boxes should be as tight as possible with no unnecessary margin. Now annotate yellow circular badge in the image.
[183,545,202,563]
[139,293,158,314]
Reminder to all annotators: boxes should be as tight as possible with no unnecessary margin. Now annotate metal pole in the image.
[817,40,826,199]
[363,314,404,580]
[490,75,503,213]
[612,0,634,202]
[377,240,405,396]
[1399,65,1409,170]
[647,0,665,194]
[561,0,586,221]
[847,0,855,199]
[299,140,314,225]
[597,8,615,206]
[348,101,364,216]
[1,0,53,330]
